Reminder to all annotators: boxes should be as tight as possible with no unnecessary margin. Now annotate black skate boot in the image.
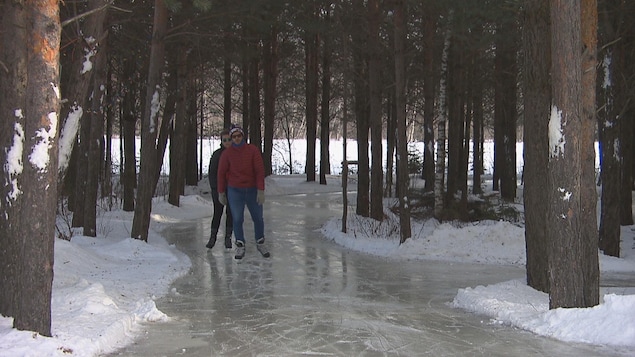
[206,230,217,249]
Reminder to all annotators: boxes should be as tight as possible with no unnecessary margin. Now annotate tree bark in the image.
[0,0,29,323]
[548,0,599,309]
[223,40,232,129]
[368,0,384,221]
[121,59,137,212]
[522,0,551,293]
[320,18,332,186]
[580,0,601,304]
[305,24,319,182]
[249,52,261,149]
[597,0,622,257]
[352,27,370,217]
[434,11,452,218]
[131,0,168,241]
[0,0,61,336]
[168,48,189,207]
[57,0,109,183]
[185,71,198,185]
[83,30,108,237]
[495,14,519,201]
[422,7,437,193]
[264,26,279,177]
[394,0,412,243]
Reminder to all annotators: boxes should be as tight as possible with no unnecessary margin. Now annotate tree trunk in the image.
[495,16,519,201]
[83,31,108,237]
[241,57,250,134]
[548,0,599,309]
[121,59,137,212]
[434,11,452,218]
[131,0,168,241]
[264,26,278,177]
[223,44,232,129]
[353,32,370,217]
[320,21,332,186]
[580,0,600,304]
[57,0,109,183]
[472,33,484,196]
[445,35,464,206]
[168,48,188,207]
[185,71,198,185]
[0,0,61,336]
[386,93,395,197]
[394,0,411,243]
[522,0,551,293]
[103,68,114,209]
[71,100,90,228]
[305,30,319,182]
[0,0,28,323]
[368,0,384,221]
[422,6,437,193]
[597,0,622,257]
[617,1,634,226]
[249,52,261,149]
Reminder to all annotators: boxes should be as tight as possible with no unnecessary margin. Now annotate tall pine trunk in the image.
[522,0,551,293]
[422,6,437,192]
[597,0,622,257]
[168,49,189,207]
[131,0,168,241]
[305,29,319,182]
[263,26,278,177]
[121,59,137,212]
[57,0,109,183]
[434,11,452,218]
[548,0,599,309]
[368,0,384,221]
[394,0,411,243]
[580,0,600,305]
[0,0,61,336]
[320,22,332,186]
[83,31,108,237]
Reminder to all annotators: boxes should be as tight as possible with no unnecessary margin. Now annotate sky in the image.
[0,174,634,357]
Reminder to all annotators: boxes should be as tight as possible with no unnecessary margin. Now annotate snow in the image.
[29,112,57,173]
[80,37,96,75]
[1,175,634,356]
[5,121,25,203]
[57,104,83,173]
[149,88,160,134]
[549,105,566,158]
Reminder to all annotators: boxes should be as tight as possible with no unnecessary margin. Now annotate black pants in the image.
[211,190,233,237]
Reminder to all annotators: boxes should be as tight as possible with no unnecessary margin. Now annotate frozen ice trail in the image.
[112,192,625,356]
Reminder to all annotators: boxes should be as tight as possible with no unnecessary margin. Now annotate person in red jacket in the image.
[217,124,269,260]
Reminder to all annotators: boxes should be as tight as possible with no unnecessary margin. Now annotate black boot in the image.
[206,230,218,249]
[224,234,232,249]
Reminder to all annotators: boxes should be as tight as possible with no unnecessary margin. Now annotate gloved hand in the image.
[219,192,227,206]
[257,190,265,205]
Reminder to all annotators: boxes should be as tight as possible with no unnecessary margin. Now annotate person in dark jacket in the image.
[217,124,268,260]
[206,129,233,249]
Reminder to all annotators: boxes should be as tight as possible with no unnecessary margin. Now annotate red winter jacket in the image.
[217,142,265,193]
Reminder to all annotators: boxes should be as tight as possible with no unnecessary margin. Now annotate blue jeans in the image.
[226,186,264,243]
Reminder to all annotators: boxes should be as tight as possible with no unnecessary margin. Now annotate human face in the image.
[231,132,243,143]
[221,135,231,148]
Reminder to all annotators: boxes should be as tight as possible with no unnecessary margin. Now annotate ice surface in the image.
[113,192,629,357]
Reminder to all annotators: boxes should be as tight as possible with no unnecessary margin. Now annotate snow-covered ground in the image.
[1,175,634,356]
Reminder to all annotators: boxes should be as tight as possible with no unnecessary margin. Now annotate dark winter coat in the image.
[208,145,225,191]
